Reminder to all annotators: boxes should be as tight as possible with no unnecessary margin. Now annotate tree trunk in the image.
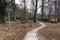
[0,0,13,23]
[48,3,51,21]
[55,0,57,23]
[33,0,38,23]
[41,0,44,20]
[0,0,6,23]
[12,0,16,20]
[56,0,59,22]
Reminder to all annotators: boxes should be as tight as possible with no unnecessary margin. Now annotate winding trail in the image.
[24,22,46,40]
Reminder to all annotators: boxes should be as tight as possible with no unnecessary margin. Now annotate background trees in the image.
[0,0,60,23]
[0,0,13,23]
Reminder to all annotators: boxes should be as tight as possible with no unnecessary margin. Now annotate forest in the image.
[0,0,60,40]
[0,0,60,23]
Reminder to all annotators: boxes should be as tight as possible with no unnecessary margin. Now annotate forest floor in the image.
[0,19,40,40]
[38,22,60,40]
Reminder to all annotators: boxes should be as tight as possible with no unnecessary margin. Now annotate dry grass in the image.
[0,19,40,40]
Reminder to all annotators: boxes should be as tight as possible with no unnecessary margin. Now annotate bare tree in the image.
[56,0,60,22]
[48,2,52,21]
[55,0,57,23]
[0,0,13,23]
[33,0,38,23]
[41,0,44,20]
[12,0,16,20]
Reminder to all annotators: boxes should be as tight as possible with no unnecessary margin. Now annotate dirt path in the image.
[23,22,46,40]
[38,22,60,40]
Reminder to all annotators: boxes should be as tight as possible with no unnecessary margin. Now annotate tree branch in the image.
[5,0,13,6]
[37,1,55,9]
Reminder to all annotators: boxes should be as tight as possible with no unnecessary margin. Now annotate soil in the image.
[38,22,60,40]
